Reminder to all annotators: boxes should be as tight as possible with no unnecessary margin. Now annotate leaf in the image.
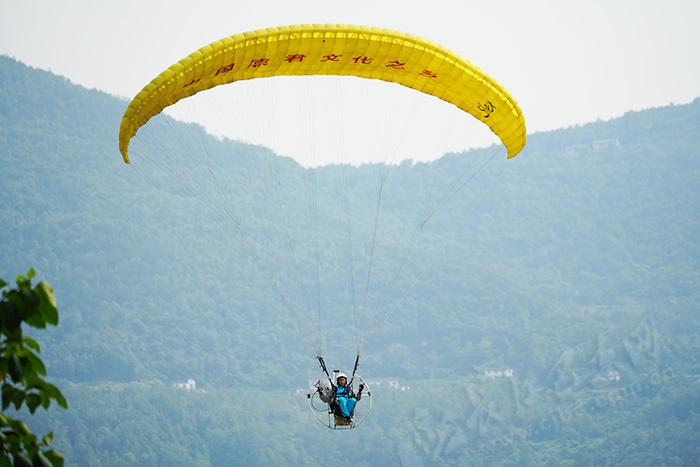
[26,394,41,414]
[1,386,15,410]
[21,290,45,329]
[42,450,63,467]
[54,391,67,410]
[43,385,67,409]
[2,431,21,453]
[11,389,25,410]
[34,283,58,327]
[32,452,53,467]
[41,432,53,447]
[22,337,40,353]
[7,420,31,437]
[13,452,32,467]
[24,313,46,329]
[25,351,47,377]
[8,354,23,382]
[0,300,21,335]
[40,392,50,410]
[22,371,43,388]
[26,269,35,280]
[18,289,39,313]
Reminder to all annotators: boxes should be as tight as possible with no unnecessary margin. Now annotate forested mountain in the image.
[1,55,699,465]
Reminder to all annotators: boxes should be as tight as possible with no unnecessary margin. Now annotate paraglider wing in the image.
[118,24,526,163]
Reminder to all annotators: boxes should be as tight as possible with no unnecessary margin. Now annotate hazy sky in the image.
[2,0,698,161]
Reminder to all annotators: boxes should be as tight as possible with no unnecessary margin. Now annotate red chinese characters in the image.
[183,78,201,88]
[352,56,373,64]
[321,54,343,62]
[385,60,406,70]
[215,62,235,75]
[248,58,270,68]
[207,53,441,80]
[284,54,306,63]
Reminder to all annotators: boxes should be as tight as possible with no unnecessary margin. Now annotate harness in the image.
[316,355,336,392]
[316,355,359,419]
[336,385,349,398]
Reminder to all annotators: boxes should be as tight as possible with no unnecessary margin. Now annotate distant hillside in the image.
[1,55,699,386]
[3,55,700,467]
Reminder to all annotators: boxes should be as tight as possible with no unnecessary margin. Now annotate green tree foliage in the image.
[0,269,66,466]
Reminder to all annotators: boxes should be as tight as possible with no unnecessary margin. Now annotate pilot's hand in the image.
[358,384,365,392]
[317,386,323,393]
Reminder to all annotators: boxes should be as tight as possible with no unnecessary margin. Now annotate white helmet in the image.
[336,373,347,380]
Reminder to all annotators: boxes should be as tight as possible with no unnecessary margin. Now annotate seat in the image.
[334,414,353,426]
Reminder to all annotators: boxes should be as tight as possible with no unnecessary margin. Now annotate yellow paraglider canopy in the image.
[118,24,526,163]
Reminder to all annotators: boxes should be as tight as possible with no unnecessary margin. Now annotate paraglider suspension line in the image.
[317,355,335,389]
[350,354,360,385]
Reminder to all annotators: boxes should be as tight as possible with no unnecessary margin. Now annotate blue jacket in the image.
[319,384,362,403]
